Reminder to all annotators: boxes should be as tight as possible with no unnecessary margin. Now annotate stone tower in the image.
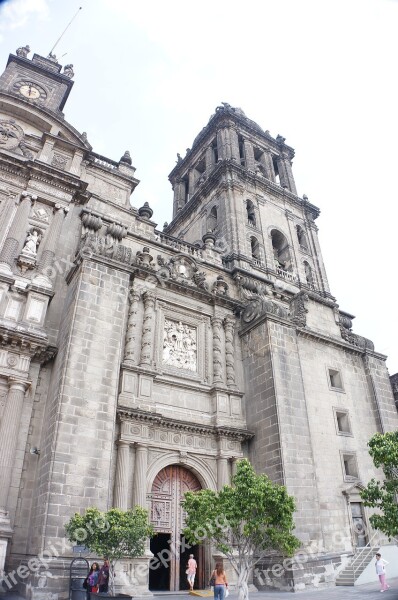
[167,102,329,298]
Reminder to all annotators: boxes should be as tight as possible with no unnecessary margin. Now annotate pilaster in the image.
[0,192,35,276]
[139,290,156,366]
[113,440,131,510]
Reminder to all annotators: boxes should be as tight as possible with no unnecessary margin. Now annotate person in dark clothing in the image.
[84,562,99,598]
[98,558,110,593]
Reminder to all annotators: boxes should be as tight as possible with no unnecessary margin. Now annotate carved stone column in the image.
[277,155,297,194]
[113,440,130,510]
[0,379,30,510]
[0,192,35,275]
[243,139,255,171]
[124,290,141,363]
[260,149,275,181]
[34,205,68,287]
[223,315,236,388]
[217,456,229,490]
[211,316,224,385]
[132,444,148,508]
[205,145,215,171]
[229,128,240,162]
[139,290,156,366]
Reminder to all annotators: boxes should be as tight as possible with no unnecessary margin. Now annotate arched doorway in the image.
[149,465,203,591]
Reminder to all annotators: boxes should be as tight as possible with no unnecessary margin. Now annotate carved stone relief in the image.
[163,319,197,372]
[51,153,69,170]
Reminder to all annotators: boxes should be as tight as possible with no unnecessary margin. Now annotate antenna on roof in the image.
[49,6,82,56]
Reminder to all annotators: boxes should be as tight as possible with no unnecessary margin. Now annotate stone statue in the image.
[22,229,40,255]
[176,153,182,163]
[63,64,74,78]
[16,45,30,58]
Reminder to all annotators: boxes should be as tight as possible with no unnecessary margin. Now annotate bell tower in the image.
[167,103,331,297]
[0,45,74,114]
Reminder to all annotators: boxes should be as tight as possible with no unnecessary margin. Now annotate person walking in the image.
[375,553,390,592]
[210,562,228,600]
[98,558,110,593]
[186,553,197,591]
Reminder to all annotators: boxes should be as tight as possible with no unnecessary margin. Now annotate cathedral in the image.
[0,47,397,599]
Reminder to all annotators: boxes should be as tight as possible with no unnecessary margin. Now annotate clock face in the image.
[13,80,47,101]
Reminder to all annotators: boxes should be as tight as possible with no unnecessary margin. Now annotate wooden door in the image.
[150,465,201,590]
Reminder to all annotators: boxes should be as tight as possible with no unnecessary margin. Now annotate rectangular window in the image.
[342,453,359,480]
[329,368,343,390]
[334,409,352,436]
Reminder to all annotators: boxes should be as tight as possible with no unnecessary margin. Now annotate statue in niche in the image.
[163,319,197,372]
[22,229,41,255]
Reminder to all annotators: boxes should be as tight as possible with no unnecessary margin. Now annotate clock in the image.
[13,80,47,102]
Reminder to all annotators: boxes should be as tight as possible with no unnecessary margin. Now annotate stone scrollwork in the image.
[80,232,133,265]
[289,292,309,327]
[163,319,197,372]
[340,327,374,351]
[242,296,289,324]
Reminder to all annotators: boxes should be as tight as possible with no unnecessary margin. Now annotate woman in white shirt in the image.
[375,553,390,592]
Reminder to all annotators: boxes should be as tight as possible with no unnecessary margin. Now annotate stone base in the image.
[253,552,352,592]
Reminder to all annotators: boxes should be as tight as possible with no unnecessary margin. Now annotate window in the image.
[206,206,218,232]
[329,368,343,390]
[303,261,314,287]
[246,200,256,227]
[334,409,352,435]
[250,236,260,260]
[342,453,359,480]
[271,229,292,271]
[296,225,309,251]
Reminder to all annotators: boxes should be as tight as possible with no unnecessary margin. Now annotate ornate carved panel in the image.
[163,319,197,372]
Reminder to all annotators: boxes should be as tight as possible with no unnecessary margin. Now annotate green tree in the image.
[361,431,398,539]
[182,459,300,600]
[65,507,154,596]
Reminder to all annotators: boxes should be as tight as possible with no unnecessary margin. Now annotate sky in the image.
[0,0,397,374]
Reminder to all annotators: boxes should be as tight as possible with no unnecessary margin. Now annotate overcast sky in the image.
[0,0,397,374]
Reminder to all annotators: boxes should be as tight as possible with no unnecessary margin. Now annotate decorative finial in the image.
[302,194,308,201]
[163,222,168,231]
[81,132,88,141]
[47,52,58,63]
[138,202,153,220]
[63,64,74,78]
[276,134,286,145]
[16,45,30,58]
[120,150,132,165]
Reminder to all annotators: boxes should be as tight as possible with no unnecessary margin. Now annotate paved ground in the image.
[1,580,398,600]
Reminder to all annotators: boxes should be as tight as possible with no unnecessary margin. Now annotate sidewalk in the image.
[1,580,398,600]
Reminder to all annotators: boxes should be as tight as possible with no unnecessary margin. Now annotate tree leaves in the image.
[182,459,300,600]
[65,507,154,596]
[361,431,398,539]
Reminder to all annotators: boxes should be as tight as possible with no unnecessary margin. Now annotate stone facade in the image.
[0,49,397,598]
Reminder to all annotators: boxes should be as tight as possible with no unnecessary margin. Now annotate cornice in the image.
[167,160,320,233]
[117,406,254,440]
[0,326,57,364]
[168,107,295,181]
